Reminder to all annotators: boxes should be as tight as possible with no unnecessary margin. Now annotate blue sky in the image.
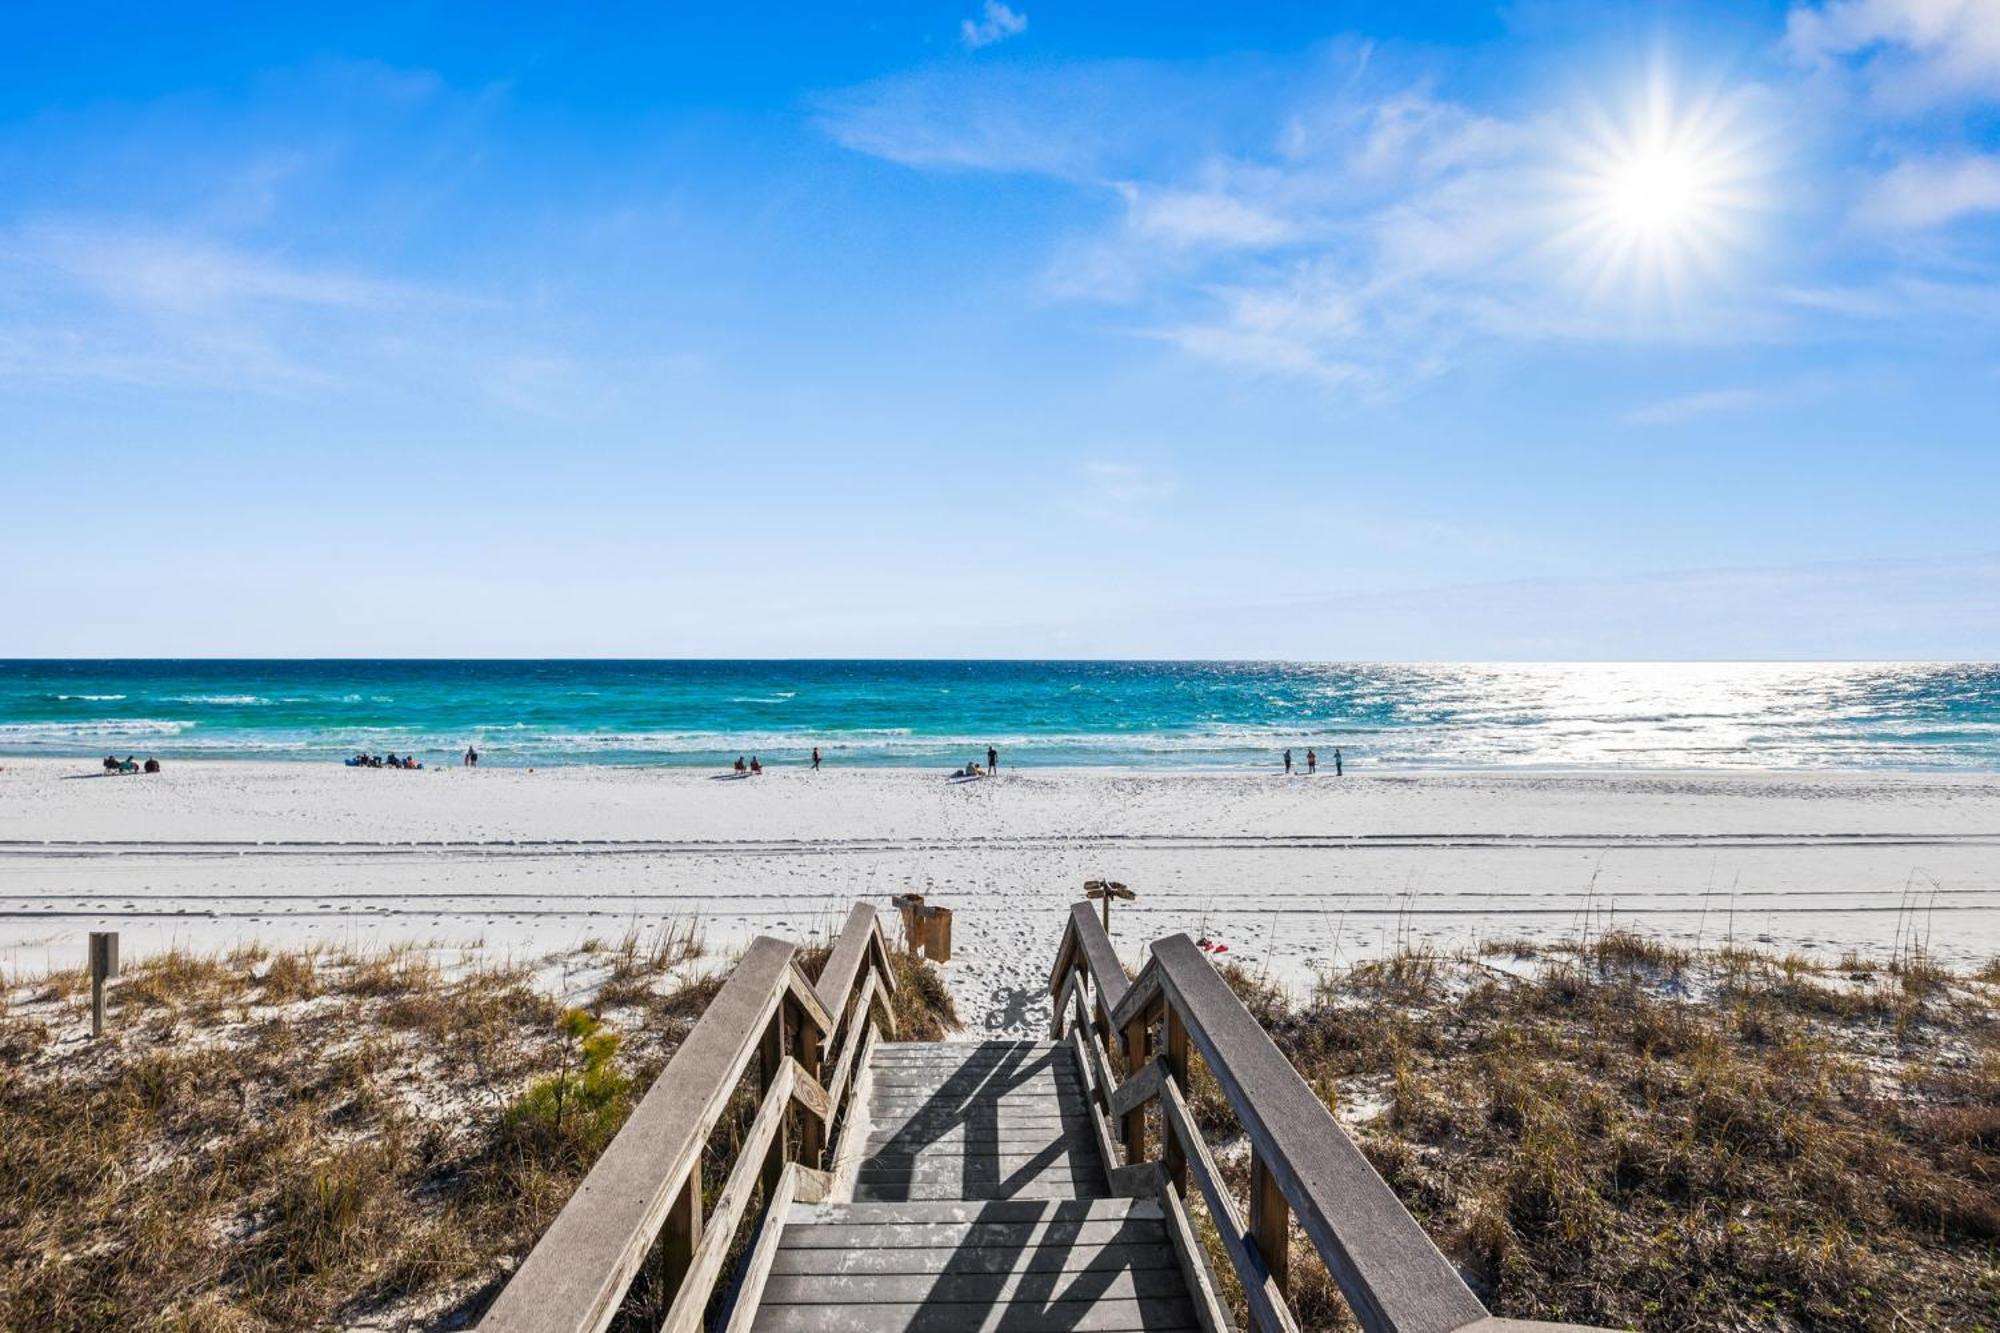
[3,0,1996,658]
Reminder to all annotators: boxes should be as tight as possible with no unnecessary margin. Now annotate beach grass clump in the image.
[791,941,961,1042]
[0,940,723,1330]
[1199,939,2000,1332]
[0,926,957,1329]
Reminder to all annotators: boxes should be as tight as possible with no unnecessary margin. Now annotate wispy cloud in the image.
[1622,385,1778,426]
[1853,153,2000,229]
[1787,0,2000,109]
[0,221,458,392]
[961,2,1028,51]
[821,49,1796,391]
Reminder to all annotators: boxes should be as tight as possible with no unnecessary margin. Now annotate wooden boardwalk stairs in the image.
[752,1037,1202,1331]
[480,902,1618,1333]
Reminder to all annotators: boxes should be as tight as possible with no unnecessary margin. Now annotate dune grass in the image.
[1184,933,2000,1332]
[0,924,958,1331]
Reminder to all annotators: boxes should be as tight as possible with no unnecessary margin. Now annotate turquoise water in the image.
[1,660,1997,770]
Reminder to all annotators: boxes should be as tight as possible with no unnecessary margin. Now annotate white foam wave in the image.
[0,719,194,741]
[166,695,271,706]
[54,694,128,701]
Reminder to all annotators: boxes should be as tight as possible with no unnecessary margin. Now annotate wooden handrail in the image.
[479,904,897,1333]
[1068,906,1616,1333]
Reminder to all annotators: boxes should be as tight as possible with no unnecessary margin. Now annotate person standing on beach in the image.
[464,745,478,768]
[987,745,998,774]
[1334,747,1343,777]
[811,746,821,771]
[1283,748,1292,774]
[1307,749,1317,774]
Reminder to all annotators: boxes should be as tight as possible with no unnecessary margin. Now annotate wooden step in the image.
[768,1241,1179,1277]
[759,1268,1194,1306]
[792,1198,1159,1225]
[853,1179,1112,1203]
[748,1297,1200,1331]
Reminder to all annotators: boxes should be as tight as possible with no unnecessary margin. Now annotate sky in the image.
[2,0,1997,659]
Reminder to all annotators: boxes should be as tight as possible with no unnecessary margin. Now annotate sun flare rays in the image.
[1553,65,1766,308]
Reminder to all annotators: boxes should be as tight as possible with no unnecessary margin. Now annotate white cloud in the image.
[961,2,1027,51]
[1854,153,2000,228]
[1119,184,1297,248]
[1622,386,1776,426]
[14,224,425,315]
[1787,0,2000,108]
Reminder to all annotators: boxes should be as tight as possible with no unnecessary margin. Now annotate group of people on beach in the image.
[101,755,159,774]
[348,752,423,769]
[1282,746,1342,776]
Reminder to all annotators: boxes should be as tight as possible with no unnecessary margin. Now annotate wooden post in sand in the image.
[89,931,119,1039]
[1084,880,1134,933]
[890,893,926,955]
[924,907,952,962]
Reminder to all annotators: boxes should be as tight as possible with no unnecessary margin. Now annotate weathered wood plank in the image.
[1161,1070,1298,1333]
[1152,1175,1233,1333]
[662,1057,809,1333]
[1153,932,1487,1333]
[768,1242,1180,1277]
[864,1124,1100,1149]
[773,1218,1168,1249]
[478,936,800,1333]
[815,903,892,1020]
[854,1180,1114,1202]
[719,1161,807,1333]
[749,1297,1201,1333]
[859,1146,1099,1167]
[854,1169,1109,1193]
[792,1198,1160,1225]
[759,1268,1194,1306]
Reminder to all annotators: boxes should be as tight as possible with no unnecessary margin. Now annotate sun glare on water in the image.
[1557,65,1762,304]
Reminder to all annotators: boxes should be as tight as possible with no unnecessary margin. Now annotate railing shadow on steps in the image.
[1050,900,1619,1333]
[478,902,900,1333]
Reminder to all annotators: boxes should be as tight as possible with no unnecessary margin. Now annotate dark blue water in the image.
[1,660,1996,770]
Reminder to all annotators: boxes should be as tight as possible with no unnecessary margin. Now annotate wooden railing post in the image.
[759,1007,787,1199]
[659,1170,702,1307]
[1122,1015,1150,1166]
[792,994,825,1170]
[1249,1147,1290,1296]
[1163,1007,1189,1193]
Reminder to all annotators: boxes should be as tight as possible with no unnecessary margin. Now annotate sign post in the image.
[1083,880,1135,932]
[89,930,120,1039]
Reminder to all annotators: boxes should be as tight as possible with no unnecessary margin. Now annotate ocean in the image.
[1,660,1996,771]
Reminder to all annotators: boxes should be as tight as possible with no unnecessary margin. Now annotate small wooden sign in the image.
[1083,880,1135,930]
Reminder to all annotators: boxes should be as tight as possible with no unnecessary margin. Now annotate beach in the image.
[4,757,1996,1035]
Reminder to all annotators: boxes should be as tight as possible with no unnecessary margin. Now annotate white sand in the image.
[3,758,1996,1035]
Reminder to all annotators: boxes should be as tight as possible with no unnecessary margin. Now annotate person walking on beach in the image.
[1283,748,1293,775]
[987,745,998,774]
[1334,747,1343,777]
[811,746,821,771]
[1307,749,1317,774]
[463,745,479,768]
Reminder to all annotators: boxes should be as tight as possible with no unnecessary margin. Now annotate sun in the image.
[1555,65,1762,303]
[1599,145,1708,237]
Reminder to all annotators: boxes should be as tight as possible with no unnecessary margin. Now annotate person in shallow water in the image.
[811,747,821,771]
[1307,749,1317,774]
[1283,748,1292,774]
[1334,747,1343,776]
